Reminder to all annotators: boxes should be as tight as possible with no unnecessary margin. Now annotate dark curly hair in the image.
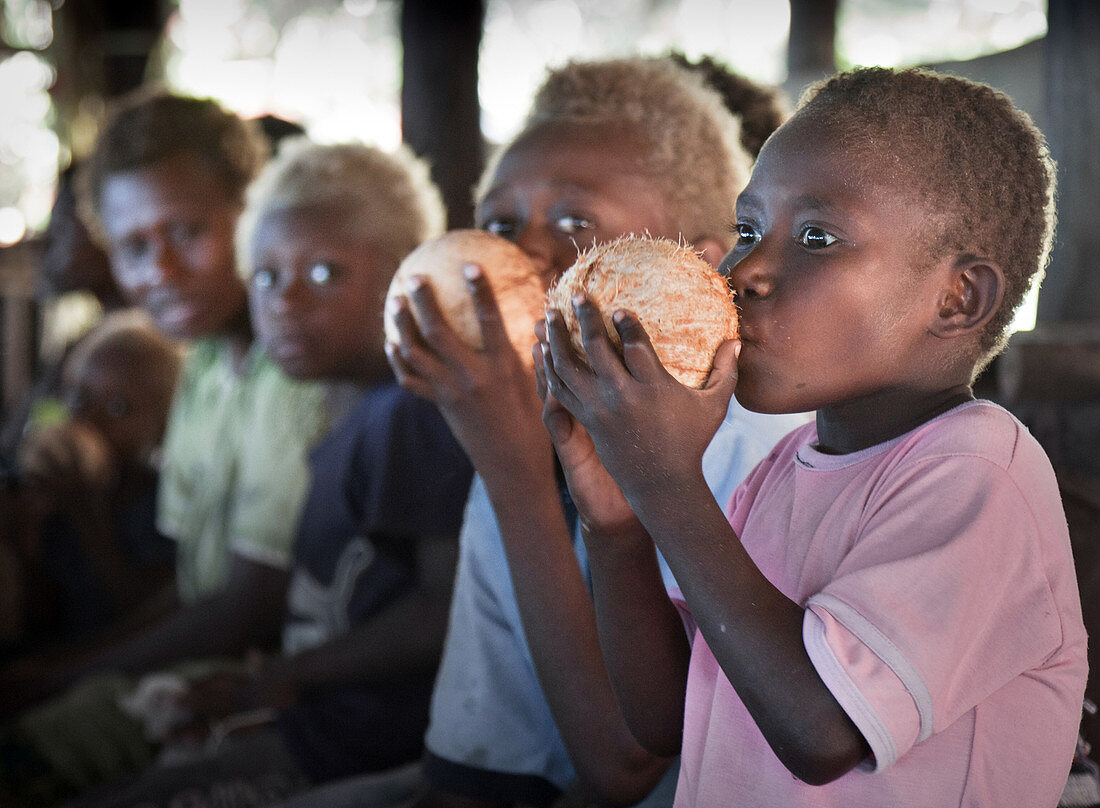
[668,52,789,159]
[794,67,1056,367]
[77,88,268,244]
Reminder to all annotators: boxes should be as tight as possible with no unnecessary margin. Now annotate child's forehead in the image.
[255,202,359,243]
[480,121,650,200]
[500,121,646,174]
[748,115,920,209]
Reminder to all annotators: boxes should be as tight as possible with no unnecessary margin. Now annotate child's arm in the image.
[542,298,870,785]
[532,324,693,755]
[31,553,284,695]
[387,269,675,804]
[181,531,459,727]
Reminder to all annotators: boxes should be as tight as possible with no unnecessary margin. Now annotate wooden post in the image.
[401,0,485,230]
[1037,0,1100,324]
[785,0,838,100]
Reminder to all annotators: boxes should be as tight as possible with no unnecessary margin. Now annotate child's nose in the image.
[148,239,185,286]
[728,245,774,301]
[270,273,311,313]
[512,224,555,278]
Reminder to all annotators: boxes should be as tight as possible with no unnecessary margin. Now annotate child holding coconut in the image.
[536,67,1087,806]
[385,56,807,808]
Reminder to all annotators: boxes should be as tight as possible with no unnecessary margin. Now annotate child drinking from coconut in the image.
[536,66,1087,806]
[63,138,474,808]
[0,91,328,807]
[383,56,808,808]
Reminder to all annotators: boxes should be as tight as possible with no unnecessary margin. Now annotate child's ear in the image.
[694,237,729,270]
[930,257,1005,339]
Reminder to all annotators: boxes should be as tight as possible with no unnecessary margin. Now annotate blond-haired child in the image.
[385,56,807,808]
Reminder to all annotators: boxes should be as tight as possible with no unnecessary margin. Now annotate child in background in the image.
[66,139,474,808]
[0,163,124,479]
[384,57,808,808]
[0,91,328,806]
[537,66,1087,806]
[4,311,178,651]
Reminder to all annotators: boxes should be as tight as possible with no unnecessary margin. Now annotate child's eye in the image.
[118,236,149,263]
[308,263,334,286]
[735,222,760,246]
[483,218,516,238]
[252,267,277,290]
[554,215,593,235]
[797,226,838,249]
[169,222,202,246]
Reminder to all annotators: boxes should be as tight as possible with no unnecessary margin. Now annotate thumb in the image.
[541,392,575,447]
[705,339,740,397]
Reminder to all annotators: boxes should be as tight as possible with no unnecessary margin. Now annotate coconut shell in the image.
[384,229,548,363]
[545,236,738,388]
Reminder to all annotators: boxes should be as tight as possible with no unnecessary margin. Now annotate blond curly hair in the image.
[477,57,752,246]
[235,137,446,279]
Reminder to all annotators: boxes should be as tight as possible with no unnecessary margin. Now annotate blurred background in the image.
[0,0,1096,464]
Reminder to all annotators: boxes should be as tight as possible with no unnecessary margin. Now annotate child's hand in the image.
[16,422,117,512]
[533,320,640,540]
[386,264,553,480]
[540,295,739,508]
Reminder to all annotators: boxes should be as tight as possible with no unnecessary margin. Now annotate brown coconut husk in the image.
[545,235,738,388]
[384,229,548,363]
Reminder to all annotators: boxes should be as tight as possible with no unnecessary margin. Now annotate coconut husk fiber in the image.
[545,235,738,388]
[384,229,548,363]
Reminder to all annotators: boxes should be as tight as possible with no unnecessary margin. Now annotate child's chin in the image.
[272,354,324,381]
[733,385,788,416]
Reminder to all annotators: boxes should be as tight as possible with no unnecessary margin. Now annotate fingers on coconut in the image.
[404,275,462,353]
[388,294,427,351]
[611,309,666,383]
[464,264,509,355]
[384,341,434,399]
[571,295,622,376]
[542,311,584,412]
[532,341,548,401]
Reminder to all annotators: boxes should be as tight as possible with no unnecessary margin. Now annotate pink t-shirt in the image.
[674,401,1087,808]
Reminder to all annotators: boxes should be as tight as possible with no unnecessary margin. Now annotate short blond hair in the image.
[478,57,751,245]
[236,137,446,278]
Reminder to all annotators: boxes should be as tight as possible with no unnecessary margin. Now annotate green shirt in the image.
[156,338,327,603]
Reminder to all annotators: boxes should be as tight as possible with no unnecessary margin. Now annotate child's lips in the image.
[267,330,312,359]
[157,301,202,329]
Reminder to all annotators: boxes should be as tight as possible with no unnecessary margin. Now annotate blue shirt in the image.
[424,397,811,804]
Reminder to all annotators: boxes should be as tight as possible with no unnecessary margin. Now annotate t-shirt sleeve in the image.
[227,374,328,568]
[802,453,1064,771]
[347,391,473,545]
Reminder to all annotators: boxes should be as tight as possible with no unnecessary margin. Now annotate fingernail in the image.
[463,263,480,280]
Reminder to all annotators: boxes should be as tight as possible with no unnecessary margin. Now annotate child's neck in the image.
[814,383,975,455]
[218,308,255,374]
